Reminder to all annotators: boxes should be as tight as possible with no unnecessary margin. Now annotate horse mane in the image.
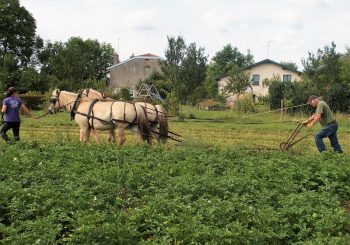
[156,105,168,143]
[134,103,152,144]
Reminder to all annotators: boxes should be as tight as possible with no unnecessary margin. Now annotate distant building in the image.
[218,59,302,106]
[107,53,163,95]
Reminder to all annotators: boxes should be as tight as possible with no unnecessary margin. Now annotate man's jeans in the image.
[315,122,343,153]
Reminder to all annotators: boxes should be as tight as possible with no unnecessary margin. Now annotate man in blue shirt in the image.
[1,87,33,142]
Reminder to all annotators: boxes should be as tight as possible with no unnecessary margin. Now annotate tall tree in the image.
[180,42,208,103]
[340,47,350,86]
[205,44,254,99]
[301,42,341,93]
[223,64,251,98]
[280,61,298,71]
[0,0,36,66]
[161,35,186,96]
[212,44,254,69]
[38,37,114,90]
[162,36,208,104]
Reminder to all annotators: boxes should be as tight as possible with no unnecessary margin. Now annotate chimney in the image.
[112,52,120,64]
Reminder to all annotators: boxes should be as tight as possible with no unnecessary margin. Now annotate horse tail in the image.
[156,104,168,143]
[135,103,152,144]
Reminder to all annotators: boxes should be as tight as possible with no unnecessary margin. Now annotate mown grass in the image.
[10,106,350,154]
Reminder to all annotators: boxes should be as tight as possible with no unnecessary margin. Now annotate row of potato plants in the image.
[1,142,350,244]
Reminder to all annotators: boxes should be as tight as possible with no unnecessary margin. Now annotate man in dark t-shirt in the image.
[302,95,343,153]
[1,87,33,142]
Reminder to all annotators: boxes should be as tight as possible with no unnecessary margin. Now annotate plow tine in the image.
[152,130,183,142]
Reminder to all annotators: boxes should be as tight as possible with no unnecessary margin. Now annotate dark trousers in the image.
[315,122,343,153]
[0,121,21,142]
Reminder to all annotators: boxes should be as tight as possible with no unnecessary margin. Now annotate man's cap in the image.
[307,95,318,104]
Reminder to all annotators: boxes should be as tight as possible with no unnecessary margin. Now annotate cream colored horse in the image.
[50,89,152,145]
[81,88,169,143]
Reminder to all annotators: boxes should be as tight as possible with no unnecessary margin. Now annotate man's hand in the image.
[306,122,314,128]
[302,119,311,126]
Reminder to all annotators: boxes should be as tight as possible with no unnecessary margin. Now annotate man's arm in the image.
[20,104,33,117]
[306,113,321,128]
[302,115,315,125]
[1,104,7,113]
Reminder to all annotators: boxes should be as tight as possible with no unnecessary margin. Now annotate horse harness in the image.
[72,97,138,129]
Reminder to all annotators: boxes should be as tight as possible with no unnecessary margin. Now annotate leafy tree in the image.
[0,53,21,90]
[179,42,208,104]
[266,75,285,109]
[212,44,254,69]
[35,37,113,91]
[114,87,132,101]
[300,42,350,112]
[136,71,170,100]
[340,47,350,86]
[205,44,254,99]
[223,64,251,98]
[162,35,208,104]
[301,42,341,94]
[280,61,298,71]
[0,0,36,66]
[161,35,186,98]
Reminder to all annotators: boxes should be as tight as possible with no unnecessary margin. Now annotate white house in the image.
[218,59,302,106]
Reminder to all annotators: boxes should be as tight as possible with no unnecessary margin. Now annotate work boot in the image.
[1,132,10,142]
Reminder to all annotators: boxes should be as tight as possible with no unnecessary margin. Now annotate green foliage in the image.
[340,47,350,87]
[1,143,350,243]
[279,61,299,71]
[205,44,254,99]
[114,87,132,101]
[302,42,342,94]
[162,35,208,104]
[18,93,46,110]
[136,71,169,100]
[233,93,255,113]
[223,63,251,96]
[45,37,113,82]
[267,75,291,110]
[164,91,180,116]
[212,44,254,68]
[0,0,36,66]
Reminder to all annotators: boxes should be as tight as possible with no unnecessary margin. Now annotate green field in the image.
[1,108,350,243]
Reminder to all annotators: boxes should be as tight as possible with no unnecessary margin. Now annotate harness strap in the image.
[71,92,83,120]
[87,99,99,129]
[109,101,115,125]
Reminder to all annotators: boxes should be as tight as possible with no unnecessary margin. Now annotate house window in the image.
[283,75,292,82]
[251,75,260,85]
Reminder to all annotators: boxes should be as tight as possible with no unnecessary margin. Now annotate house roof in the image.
[243,58,301,74]
[107,53,163,71]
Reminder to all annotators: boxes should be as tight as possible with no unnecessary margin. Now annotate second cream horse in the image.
[50,89,152,145]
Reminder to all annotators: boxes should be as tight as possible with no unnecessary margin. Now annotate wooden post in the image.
[280,99,284,120]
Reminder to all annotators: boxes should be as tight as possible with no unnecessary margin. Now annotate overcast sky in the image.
[20,0,350,70]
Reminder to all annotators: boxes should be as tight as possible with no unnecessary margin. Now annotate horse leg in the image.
[108,129,116,143]
[91,129,100,144]
[80,127,90,143]
[151,124,160,143]
[116,128,126,146]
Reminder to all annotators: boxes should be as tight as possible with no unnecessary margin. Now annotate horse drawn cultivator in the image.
[48,88,183,145]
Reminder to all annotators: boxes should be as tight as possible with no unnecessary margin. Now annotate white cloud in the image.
[126,10,157,31]
[19,0,350,69]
